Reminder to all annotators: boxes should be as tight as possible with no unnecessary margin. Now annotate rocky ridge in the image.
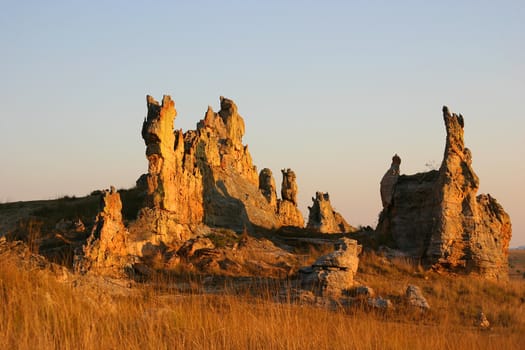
[0,95,510,284]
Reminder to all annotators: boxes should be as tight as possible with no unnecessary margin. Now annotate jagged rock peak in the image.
[78,187,130,276]
[441,105,467,165]
[141,94,178,211]
[307,192,354,233]
[138,94,278,234]
[218,96,245,145]
[376,105,512,280]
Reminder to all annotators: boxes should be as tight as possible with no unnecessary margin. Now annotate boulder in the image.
[405,284,430,310]
[177,237,215,259]
[299,238,361,297]
[347,285,376,298]
[476,311,490,329]
[367,297,393,310]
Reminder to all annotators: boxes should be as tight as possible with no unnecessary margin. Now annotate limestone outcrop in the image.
[79,187,131,275]
[135,95,203,243]
[195,98,279,230]
[376,106,512,279]
[280,168,298,205]
[299,238,361,297]
[133,95,280,242]
[306,192,355,233]
[277,169,305,227]
[259,168,278,211]
[380,154,401,208]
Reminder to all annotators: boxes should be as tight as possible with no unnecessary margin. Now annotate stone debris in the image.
[367,297,393,310]
[177,237,215,259]
[347,285,376,298]
[55,218,85,233]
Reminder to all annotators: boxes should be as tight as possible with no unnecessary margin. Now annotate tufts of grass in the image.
[1,246,524,350]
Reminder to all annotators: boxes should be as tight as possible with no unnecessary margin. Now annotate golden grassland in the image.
[509,249,525,279]
[1,250,524,350]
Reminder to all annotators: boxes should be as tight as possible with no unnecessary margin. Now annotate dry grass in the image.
[1,250,524,350]
[509,249,525,279]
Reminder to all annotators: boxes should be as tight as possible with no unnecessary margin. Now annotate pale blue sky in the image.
[1,1,524,246]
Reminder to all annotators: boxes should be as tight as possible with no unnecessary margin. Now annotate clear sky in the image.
[1,1,524,246]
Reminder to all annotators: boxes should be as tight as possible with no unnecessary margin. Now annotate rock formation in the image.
[259,168,278,210]
[281,168,298,205]
[306,192,355,233]
[132,94,280,244]
[135,95,204,243]
[380,154,401,208]
[376,106,512,279]
[79,187,131,274]
[299,238,361,297]
[195,97,279,231]
[276,169,305,227]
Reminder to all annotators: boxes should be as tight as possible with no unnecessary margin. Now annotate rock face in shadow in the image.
[79,187,131,275]
[259,168,278,211]
[277,169,305,227]
[306,192,355,233]
[377,106,512,279]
